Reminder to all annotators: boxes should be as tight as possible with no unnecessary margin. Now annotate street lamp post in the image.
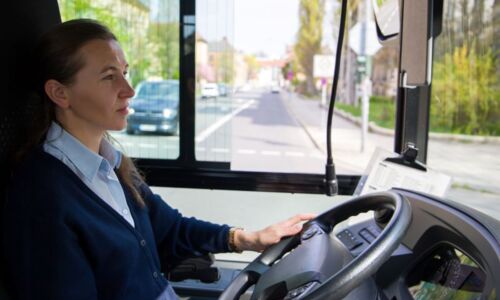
[360,0,372,153]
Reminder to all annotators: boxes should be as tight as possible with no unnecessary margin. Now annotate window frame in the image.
[394,0,443,164]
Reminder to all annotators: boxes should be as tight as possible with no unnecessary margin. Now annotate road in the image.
[229,89,324,173]
[110,88,326,173]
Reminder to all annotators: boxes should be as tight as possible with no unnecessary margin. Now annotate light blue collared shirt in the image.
[43,122,135,227]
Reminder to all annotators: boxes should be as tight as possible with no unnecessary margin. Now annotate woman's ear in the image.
[44,79,70,109]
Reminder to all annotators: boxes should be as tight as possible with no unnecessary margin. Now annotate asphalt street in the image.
[110,90,326,173]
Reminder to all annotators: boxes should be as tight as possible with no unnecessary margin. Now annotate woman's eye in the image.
[103,74,115,80]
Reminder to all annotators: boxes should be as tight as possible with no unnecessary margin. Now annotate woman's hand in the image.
[234,213,316,252]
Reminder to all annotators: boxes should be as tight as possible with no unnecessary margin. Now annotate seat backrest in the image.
[1,0,61,298]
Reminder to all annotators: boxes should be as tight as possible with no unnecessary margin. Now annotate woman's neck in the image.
[56,119,104,154]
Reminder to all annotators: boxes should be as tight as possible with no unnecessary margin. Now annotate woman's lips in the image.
[117,107,129,115]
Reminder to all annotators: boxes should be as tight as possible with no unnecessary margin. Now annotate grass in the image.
[451,182,496,194]
[336,97,500,136]
[336,102,361,117]
[336,96,395,129]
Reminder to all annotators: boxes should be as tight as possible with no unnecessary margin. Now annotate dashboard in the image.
[350,189,499,300]
[171,189,500,300]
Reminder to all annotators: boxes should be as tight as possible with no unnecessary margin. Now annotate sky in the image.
[148,0,374,59]
[233,0,300,58]
[196,0,338,59]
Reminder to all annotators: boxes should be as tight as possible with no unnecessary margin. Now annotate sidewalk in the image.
[283,91,500,215]
[282,91,394,174]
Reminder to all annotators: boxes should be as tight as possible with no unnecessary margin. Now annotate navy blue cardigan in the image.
[2,148,231,300]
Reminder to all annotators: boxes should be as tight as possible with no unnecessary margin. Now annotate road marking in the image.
[212,148,229,153]
[309,153,324,159]
[139,144,156,149]
[196,147,206,151]
[200,102,221,108]
[285,151,305,157]
[195,99,255,142]
[261,150,281,156]
[237,149,256,154]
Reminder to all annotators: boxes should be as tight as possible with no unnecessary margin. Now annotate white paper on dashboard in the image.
[354,147,451,197]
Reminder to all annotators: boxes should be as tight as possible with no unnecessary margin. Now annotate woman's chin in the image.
[110,121,127,132]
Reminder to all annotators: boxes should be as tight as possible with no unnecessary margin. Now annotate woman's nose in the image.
[121,78,135,99]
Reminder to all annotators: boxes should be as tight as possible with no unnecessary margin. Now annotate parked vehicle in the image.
[201,83,219,99]
[126,79,179,135]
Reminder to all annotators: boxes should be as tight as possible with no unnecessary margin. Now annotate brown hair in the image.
[16,19,145,206]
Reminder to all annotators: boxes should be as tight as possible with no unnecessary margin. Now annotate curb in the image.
[283,93,326,154]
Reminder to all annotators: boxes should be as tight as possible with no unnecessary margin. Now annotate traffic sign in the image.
[348,21,382,56]
[313,55,335,78]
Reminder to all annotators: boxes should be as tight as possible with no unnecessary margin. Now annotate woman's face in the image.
[62,39,135,133]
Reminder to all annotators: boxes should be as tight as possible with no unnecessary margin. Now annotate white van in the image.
[201,83,219,99]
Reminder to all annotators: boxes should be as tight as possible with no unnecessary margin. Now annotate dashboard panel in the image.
[171,189,500,300]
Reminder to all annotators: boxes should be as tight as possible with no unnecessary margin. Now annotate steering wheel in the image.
[219,191,412,300]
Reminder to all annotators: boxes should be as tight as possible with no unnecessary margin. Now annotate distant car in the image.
[126,79,179,135]
[271,85,280,93]
[217,83,229,97]
[201,83,219,99]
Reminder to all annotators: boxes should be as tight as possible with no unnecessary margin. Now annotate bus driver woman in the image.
[2,19,314,300]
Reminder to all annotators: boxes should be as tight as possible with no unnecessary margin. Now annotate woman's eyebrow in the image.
[99,64,129,74]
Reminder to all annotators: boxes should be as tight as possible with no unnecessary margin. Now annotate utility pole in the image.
[360,0,372,152]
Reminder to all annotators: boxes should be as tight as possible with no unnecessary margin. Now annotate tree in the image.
[217,52,235,84]
[431,0,499,135]
[493,0,500,80]
[333,0,361,104]
[294,0,325,96]
[58,0,151,87]
[147,22,180,80]
[244,55,260,81]
[432,45,499,135]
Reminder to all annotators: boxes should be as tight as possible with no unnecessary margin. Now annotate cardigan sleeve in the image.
[2,177,98,300]
[138,183,231,263]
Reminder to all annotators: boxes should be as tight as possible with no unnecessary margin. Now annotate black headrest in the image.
[2,0,61,191]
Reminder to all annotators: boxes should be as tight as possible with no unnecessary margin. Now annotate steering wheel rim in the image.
[219,191,412,300]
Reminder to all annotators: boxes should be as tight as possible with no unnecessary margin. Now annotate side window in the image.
[194,0,396,175]
[430,0,499,215]
[58,0,181,160]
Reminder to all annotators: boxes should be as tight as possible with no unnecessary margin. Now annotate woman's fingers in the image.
[244,213,317,252]
[283,213,316,227]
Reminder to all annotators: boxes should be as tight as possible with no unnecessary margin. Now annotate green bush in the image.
[432,44,499,135]
[336,96,395,129]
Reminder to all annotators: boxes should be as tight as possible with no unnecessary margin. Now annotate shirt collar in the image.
[45,122,122,181]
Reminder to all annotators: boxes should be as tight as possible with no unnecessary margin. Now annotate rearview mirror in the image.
[399,0,432,87]
[373,0,433,87]
[372,0,400,41]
